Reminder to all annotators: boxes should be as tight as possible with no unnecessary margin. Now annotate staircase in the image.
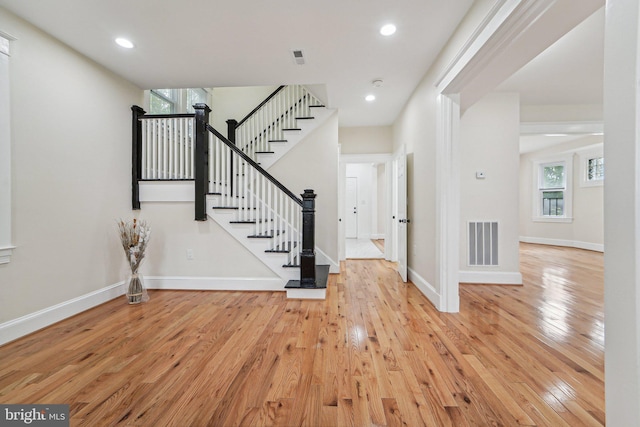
[131,85,331,299]
[230,85,332,169]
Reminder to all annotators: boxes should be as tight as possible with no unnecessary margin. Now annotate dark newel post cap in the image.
[131,105,146,115]
[193,103,212,114]
[302,189,317,199]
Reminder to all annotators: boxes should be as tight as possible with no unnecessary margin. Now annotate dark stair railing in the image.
[131,102,319,288]
[131,106,197,210]
[226,85,323,160]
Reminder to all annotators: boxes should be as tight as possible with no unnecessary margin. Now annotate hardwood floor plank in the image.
[0,243,604,426]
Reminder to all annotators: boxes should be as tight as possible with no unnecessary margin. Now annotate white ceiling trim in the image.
[437,0,555,94]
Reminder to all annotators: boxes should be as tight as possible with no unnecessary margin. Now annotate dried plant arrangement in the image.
[117,218,150,304]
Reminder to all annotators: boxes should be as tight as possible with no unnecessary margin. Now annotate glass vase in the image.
[126,273,149,304]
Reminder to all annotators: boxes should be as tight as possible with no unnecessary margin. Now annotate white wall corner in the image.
[408,267,442,311]
[0,281,126,346]
[458,270,523,285]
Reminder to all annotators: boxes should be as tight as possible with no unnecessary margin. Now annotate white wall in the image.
[0,8,143,323]
[519,135,604,250]
[210,85,279,134]
[270,111,339,265]
[392,0,497,297]
[135,203,275,278]
[339,126,393,154]
[459,92,521,283]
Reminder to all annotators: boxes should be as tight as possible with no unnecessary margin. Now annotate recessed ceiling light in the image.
[115,38,134,49]
[380,24,396,36]
[365,94,376,102]
[372,79,384,87]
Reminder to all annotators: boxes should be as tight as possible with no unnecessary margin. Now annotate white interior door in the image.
[345,177,358,238]
[395,147,408,282]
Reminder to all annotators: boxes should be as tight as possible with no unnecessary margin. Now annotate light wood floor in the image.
[0,243,604,426]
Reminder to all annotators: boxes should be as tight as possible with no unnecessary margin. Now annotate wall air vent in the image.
[468,221,499,266]
[291,49,305,65]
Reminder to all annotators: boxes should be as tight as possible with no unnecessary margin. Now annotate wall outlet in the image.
[186,249,194,260]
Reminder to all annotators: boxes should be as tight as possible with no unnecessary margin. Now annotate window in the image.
[186,88,207,113]
[148,88,209,114]
[540,163,565,216]
[533,155,573,222]
[579,147,604,187]
[150,89,177,114]
[587,157,604,181]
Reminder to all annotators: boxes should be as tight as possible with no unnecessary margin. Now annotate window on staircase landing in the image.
[149,88,208,114]
[186,88,207,113]
[150,89,177,114]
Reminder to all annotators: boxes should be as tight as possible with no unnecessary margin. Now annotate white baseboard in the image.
[408,267,442,310]
[519,236,604,252]
[371,234,385,240]
[0,280,126,346]
[459,270,523,285]
[145,276,285,291]
[315,246,340,274]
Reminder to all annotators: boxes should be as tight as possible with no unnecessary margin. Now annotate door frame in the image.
[339,153,392,262]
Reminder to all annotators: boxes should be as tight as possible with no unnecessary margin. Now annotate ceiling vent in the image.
[291,49,305,65]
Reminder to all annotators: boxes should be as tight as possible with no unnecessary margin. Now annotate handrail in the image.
[206,124,303,206]
[138,113,195,120]
[236,85,285,127]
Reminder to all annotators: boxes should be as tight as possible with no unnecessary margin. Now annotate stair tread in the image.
[282,128,302,131]
[211,206,238,210]
[309,105,325,108]
[295,116,315,120]
[207,192,222,195]
[255,151,275,154]
[247,230,285,238]
[265,242,298,253]
[229,220,256,224]
[268,139,288,143]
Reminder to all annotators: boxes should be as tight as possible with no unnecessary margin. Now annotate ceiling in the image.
[0,0,474,127]
[496,7,604,153]
[0,1,605,134]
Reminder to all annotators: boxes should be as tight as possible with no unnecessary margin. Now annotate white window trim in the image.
[0,31,15,264]
[532,154,574,223]
[579,145,604,187]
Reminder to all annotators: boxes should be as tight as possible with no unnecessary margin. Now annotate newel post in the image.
[194,103,211,221]
[300,189,317,288]
[131,105,146,210]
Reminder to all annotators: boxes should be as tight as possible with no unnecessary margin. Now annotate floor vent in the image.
[468,221,498,266]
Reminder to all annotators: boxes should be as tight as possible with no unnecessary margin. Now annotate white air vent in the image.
[291,49,305,65]
[468,221,498,266]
